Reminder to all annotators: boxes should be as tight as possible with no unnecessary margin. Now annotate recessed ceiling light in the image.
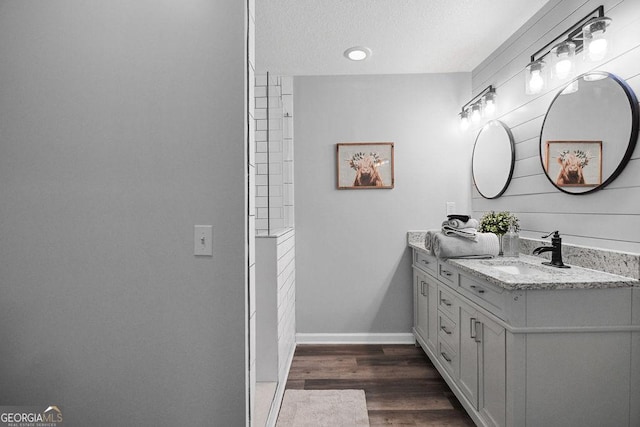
[344,46,371,61]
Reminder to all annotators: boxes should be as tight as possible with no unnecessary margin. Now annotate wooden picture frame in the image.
[544,140,603,187]
[336,142,395,189]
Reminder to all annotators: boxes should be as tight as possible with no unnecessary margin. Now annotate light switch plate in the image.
[446,202,456,215]
[194,225,213,256]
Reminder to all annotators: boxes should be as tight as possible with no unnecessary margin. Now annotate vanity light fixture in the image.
[344,46,371,61]
[524,5,612,95]
[458,85,497,131]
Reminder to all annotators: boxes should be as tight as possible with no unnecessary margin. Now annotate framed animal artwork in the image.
[544,140,603,187]
[336,142,395,189]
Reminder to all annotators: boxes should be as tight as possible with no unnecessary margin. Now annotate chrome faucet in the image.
[532,231,570,268]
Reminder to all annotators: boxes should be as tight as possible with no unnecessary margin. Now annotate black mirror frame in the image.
[472,120,516,199]
[539,71,640,195]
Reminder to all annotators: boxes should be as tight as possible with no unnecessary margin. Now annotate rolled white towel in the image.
[433,232,499,259]
[442,226,477,240]
[442,218,479,230]
[424,229,439,255]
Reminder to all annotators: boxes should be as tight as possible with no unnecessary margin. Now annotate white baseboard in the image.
[296,332,415,345]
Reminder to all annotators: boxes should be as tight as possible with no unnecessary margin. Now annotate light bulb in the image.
[471,104,481,123]
[555,57,572,79]
[460,116,469,131]
[484,100,496,116]
[483,90,497,116]
[459,111,469,131]
[583,17,611,62]
[588,37,608,61]
[347,50,367,61]
[529,69,544,94]
[552,41,575,79]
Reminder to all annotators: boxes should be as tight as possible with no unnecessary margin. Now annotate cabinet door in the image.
[458,300,479,409]
[478,312,506,427]
[415,271,429,344]
[426,277,438,353]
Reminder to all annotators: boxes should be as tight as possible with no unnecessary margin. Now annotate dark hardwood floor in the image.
[285,344,475,426]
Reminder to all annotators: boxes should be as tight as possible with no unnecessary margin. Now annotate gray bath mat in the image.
[276,389,370,427]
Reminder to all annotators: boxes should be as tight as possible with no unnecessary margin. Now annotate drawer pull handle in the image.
[421,259,430,265]
[441,299,452,307]
[470,285,486,294]
[474,321,482,343]
[440,352,452,362]
[441,270,453,277]
[440,326,452,335]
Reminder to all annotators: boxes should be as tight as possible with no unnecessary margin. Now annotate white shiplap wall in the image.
[471,0,640,253]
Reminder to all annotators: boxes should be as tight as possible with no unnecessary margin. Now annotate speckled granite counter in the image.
[408,230,639,290]
[449,255,638,290]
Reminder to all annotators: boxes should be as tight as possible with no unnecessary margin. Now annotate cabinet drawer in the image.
[438,311,459,352]
[438,287,457,319]
[437,339,458,377]
[438,263,458,286]
[460,275,506,315]
[415,251,437,276]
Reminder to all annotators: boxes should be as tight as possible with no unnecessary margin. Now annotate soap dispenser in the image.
[502,222,520,257]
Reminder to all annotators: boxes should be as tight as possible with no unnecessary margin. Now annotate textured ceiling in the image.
[255,0,550,75]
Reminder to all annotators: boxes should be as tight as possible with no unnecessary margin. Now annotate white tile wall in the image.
[275,230,296,386]
[255,74,294,235]
[254,229,296,424]
[253,74,296,425]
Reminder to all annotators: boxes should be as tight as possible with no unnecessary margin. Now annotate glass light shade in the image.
[471,103,482,123]
[483,90,497,116]
[551,41,576,80]
[525,60,547,95]
[459,110,470,131]
[582,17,612,62]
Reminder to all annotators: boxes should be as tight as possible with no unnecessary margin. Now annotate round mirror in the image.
[472,120,515,199]
[540,71,639,194]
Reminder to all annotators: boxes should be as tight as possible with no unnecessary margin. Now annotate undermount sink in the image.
[479,260,563,276]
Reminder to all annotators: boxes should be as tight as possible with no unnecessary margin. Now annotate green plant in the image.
[478,211,519,235]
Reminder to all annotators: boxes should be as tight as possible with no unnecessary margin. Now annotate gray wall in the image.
[471,0,640,253]
[294,74,471,334]
[0,1,248,425]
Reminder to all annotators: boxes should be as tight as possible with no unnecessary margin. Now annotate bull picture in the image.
[348,152,385,187]
[544,141,602,189]
[336,142,394,189]
[555,149,593,186]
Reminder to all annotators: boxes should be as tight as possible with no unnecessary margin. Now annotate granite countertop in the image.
[408,231,639,290]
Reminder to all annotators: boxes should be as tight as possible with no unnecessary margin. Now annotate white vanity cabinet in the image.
[411,246,640,427]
